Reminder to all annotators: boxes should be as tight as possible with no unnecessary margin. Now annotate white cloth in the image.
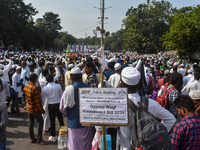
[108,73,121,88]
[42,100,50,131]
[0,77,10,105]
[2,59,12,83]
[183,74,194,87]
[185,80,200,95]
[63,85,75,109]
[39,67,60,89]
[182,77,195,93]
[12,72,23,97]
[177,68,187,78]
[42,82,63,104]
[118,93,176,150]
[158,86,165,96]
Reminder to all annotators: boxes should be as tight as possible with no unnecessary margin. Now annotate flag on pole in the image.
[66,43,69,55]
[101,46,106,71]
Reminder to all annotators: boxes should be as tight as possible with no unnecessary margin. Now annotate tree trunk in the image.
[187,53,190,63]
[2,34,8,50]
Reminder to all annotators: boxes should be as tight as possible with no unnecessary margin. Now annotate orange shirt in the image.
[24,82,43,114]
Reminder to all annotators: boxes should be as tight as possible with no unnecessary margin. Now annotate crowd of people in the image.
[0,50,200,150]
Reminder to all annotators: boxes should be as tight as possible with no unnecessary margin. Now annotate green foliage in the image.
[77,36,100,46]
[0,0,37,49]
[53,32,77,50]
[123,0,174,53]
[163,5,200,56]
[35,12,62,50]
[104,29,124,51]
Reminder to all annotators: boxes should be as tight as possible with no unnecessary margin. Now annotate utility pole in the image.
[94,1,111,149]
[101,0,105,47]
[100,1,107,150]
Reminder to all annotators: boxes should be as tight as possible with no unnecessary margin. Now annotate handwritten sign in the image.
[79,88,129,126]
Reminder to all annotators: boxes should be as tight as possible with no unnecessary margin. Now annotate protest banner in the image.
[79,88,129,126]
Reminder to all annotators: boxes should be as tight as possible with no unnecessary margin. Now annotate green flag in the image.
[123,49,126,53]
[66,43,69,55]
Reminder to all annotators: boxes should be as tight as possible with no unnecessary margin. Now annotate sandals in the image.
[38,139,48,145]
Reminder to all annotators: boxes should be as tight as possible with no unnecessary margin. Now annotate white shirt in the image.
[177,68,187,78]
[108,73,120,88]
[2,59,12,83]
[119,93,176,150]
[12,72,23,97]
[42,82,62,105]
[185,80,200,95]
[182,77,195,93]
[183,74,194,87]
[0,77,10,105]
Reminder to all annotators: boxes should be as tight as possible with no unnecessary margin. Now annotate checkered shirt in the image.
[24,82,43,114]
[162,85,179,117]
[170,114,200,150]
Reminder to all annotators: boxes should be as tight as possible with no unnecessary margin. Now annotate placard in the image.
[79,88,129,126]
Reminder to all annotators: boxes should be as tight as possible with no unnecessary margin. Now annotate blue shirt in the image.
[67,81,90,128]
[103,69,116,80]
[20,66,30,85]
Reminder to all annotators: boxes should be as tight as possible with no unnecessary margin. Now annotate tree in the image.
[53,32,77,50]
[123,0,174,53]
[35,12,62,50]
[104,29,124,51]
[0,0,37,49]
[163,5,200,57]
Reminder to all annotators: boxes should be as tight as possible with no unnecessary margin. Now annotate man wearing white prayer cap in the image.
[65,63,74,86]
[11,65,23,115]
[108,63,122,88]
[77,62,85,74]
[117,67,176,150]
[59,66,94,150]
[183,69,194,87]
[177,64,187,78]
[189,90,200,116]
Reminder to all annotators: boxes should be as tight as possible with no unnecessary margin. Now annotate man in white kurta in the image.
[118,67,176,150]
[183,69,194,87]
[12,66,23,115]
[185,73,200,95]
[108,63,122,88]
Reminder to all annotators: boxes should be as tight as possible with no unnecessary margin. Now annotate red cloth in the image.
[157,78,164,90]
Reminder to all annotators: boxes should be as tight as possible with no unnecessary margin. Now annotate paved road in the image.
[6,104,67,150]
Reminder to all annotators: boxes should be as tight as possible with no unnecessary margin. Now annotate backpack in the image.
[128,97,172,150]
[155,86,175,110]
[0,78,3,92]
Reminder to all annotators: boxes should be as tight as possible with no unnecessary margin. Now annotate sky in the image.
[23,0,199,38]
